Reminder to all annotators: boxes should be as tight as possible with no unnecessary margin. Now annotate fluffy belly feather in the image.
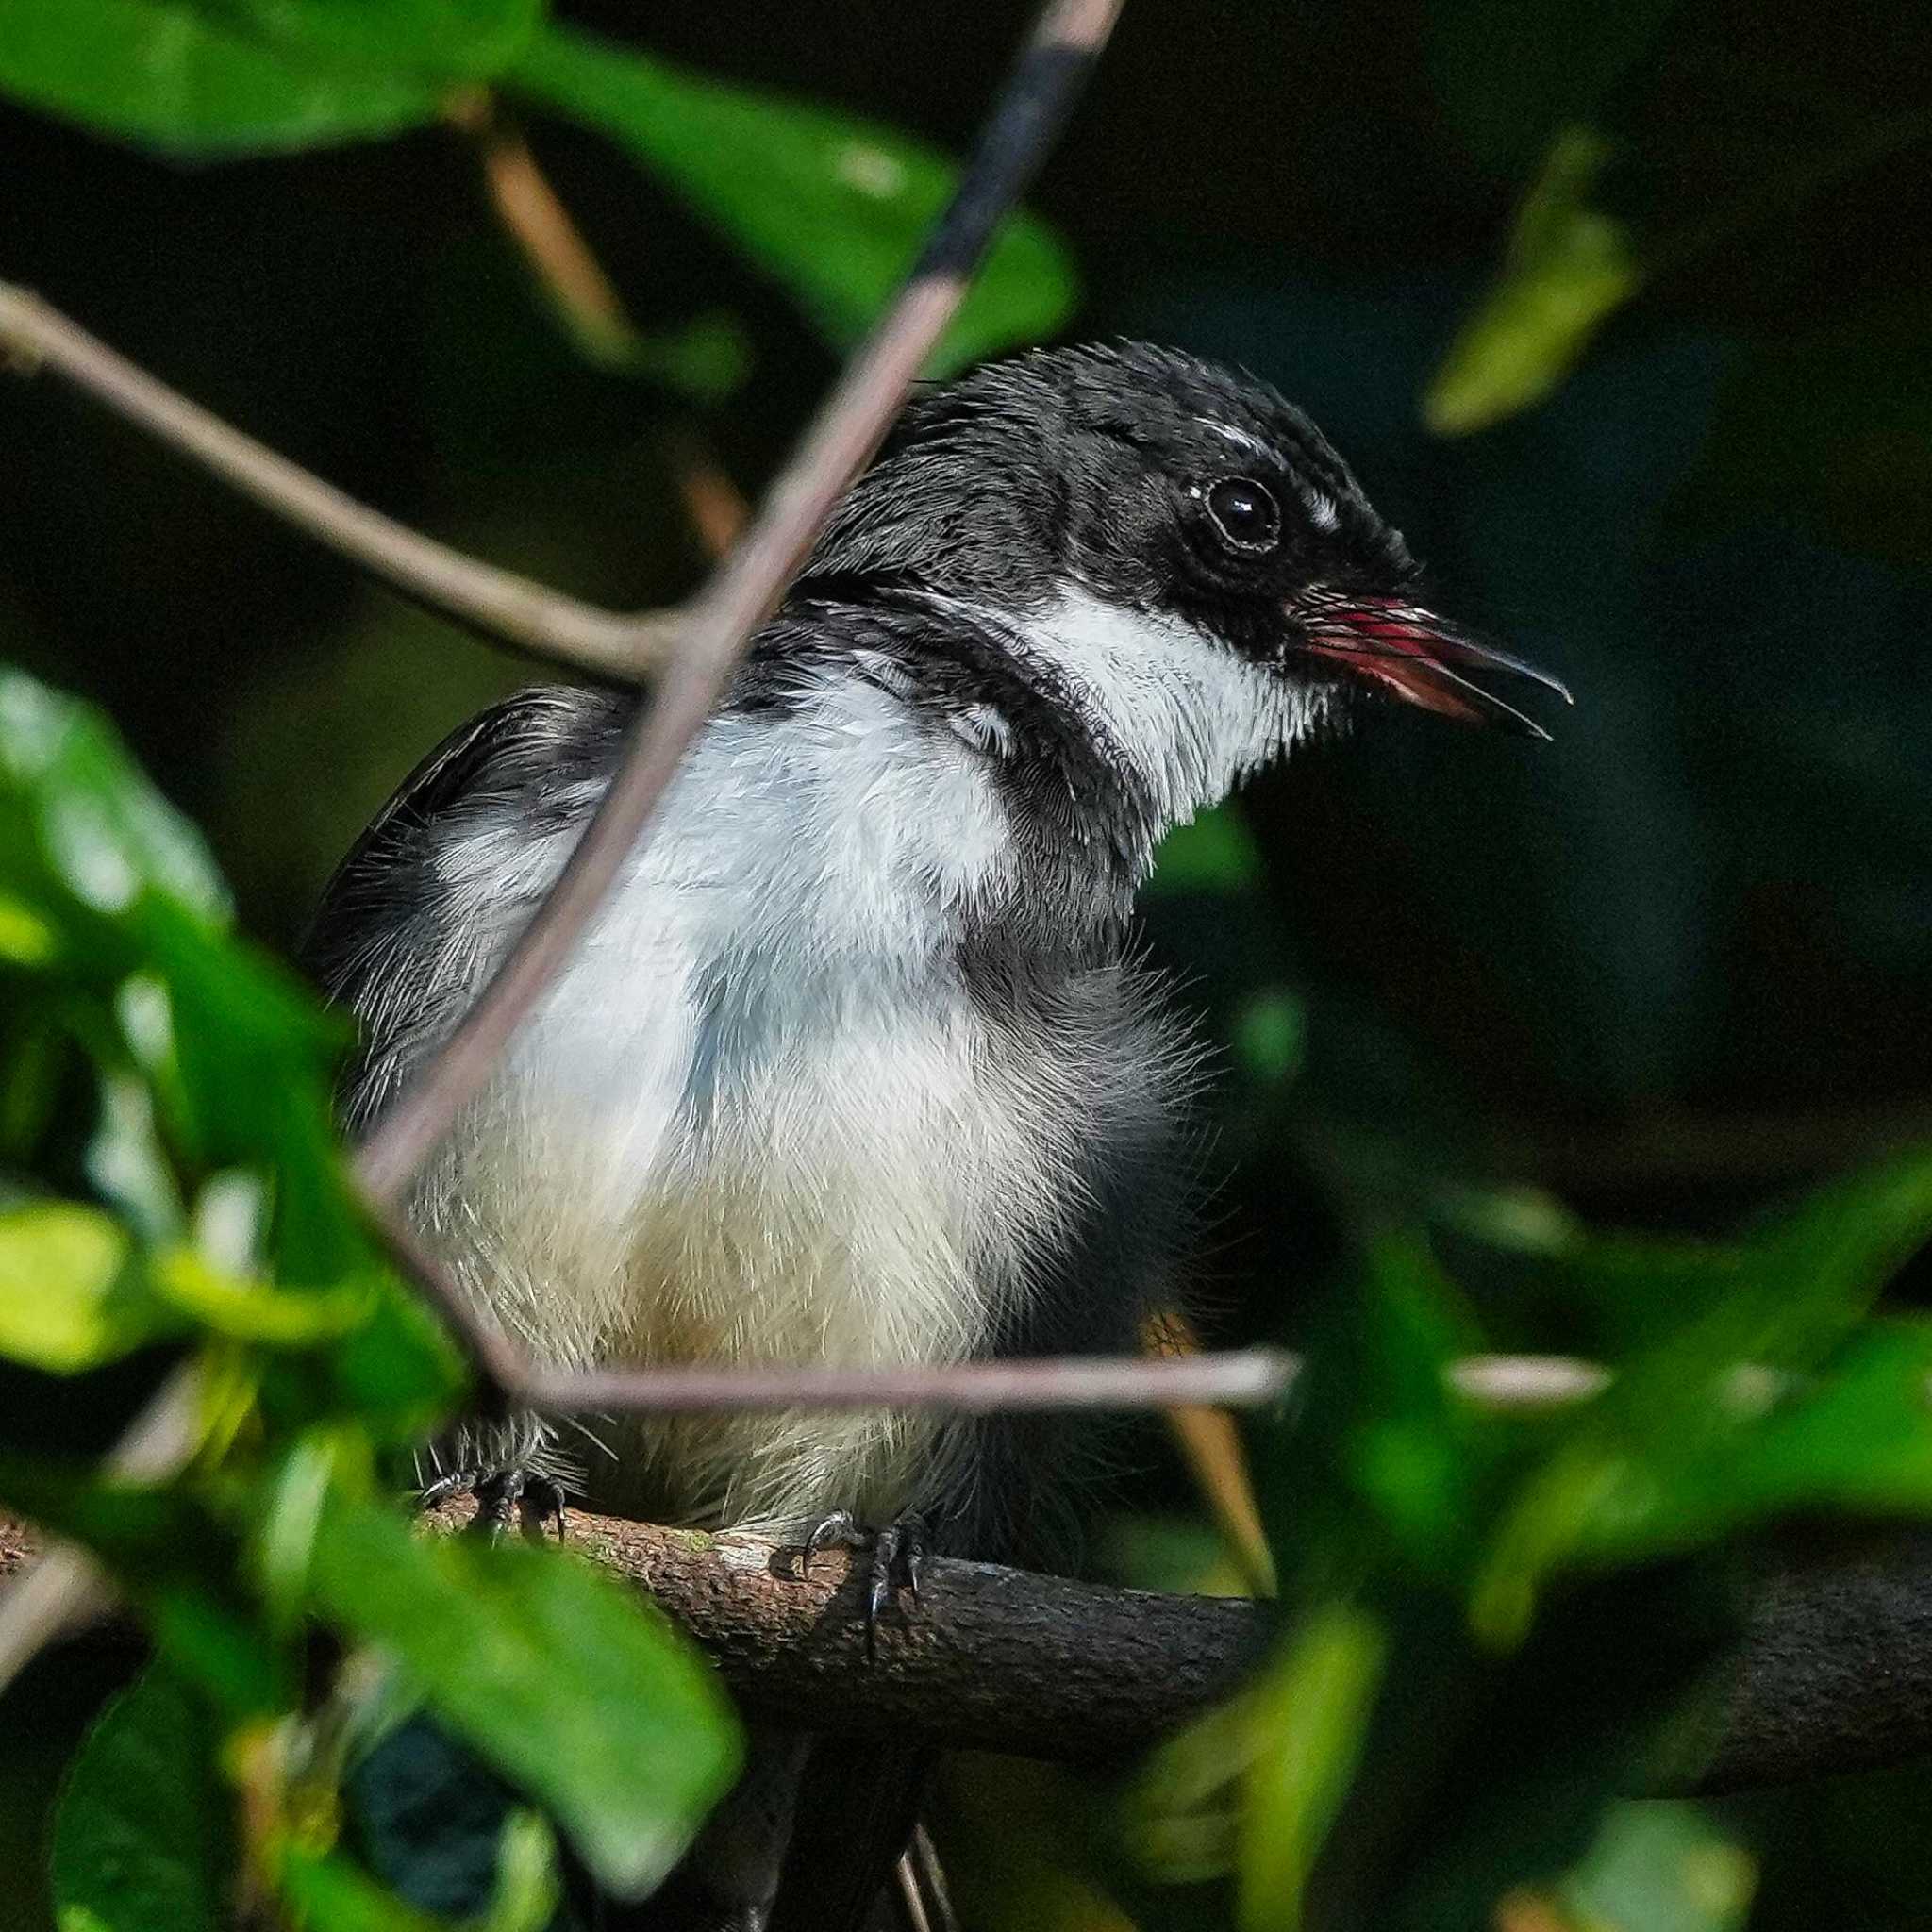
[442,1003,1070,1530]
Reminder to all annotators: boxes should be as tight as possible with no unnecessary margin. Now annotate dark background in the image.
[4,4,1932,1925]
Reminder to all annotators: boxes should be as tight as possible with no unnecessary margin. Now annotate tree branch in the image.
[0,280,670,681]
[11,1506,1932,1792]
[451,1512,1932,1791]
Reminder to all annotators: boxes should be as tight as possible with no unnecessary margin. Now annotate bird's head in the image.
[805,341,1569,830]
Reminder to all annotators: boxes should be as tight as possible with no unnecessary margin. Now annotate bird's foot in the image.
[797,1509,928,1660]
[418,1465,569,1542]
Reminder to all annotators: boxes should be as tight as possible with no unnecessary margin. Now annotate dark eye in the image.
[1205,476,1282,554]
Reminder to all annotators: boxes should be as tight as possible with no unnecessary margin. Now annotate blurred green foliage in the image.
[0,0,1072,379]
[5,0,1932,1927]
[0,668,738,1928]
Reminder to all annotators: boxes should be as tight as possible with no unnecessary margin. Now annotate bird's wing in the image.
[300,682,633,1127]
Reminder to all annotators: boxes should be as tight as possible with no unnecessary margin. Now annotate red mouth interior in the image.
[1299,595,1535,728]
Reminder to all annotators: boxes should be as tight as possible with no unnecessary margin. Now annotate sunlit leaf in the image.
[1424,127,1643,436]
[50,1666,237,1932]
[1238,1604,1388,1932]
[507,25,1076,375]
[0,1200,175,1371]
[150,1248,371,1345]
[308,1491,740,1897]
[0,0,442,155]
[1557,1801,1756,1932]
[0,891,58,964]
[0,670,227,925]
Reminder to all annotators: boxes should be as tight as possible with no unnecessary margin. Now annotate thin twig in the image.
[0,280,671,681]
[515,1349,1295,1416]
[353,0,1124,1203]
[446,87,642,371]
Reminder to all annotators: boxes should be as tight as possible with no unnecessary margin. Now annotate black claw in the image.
[799,1508,863,1579]
[866,1515,929,1659]
[420,1468,567,1543]
[473,1469,524,1541]
[792,1510,929,1657]
[866,1542,894,1662]
[417,1467,479,1512]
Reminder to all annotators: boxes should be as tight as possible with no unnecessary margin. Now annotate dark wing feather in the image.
[300,683,631,1125]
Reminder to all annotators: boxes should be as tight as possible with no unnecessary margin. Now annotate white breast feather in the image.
[407,628,1254,1529]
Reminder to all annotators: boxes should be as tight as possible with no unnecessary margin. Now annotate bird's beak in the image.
[1292,591,1573,741]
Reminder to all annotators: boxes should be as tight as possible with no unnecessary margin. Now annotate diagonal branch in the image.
[0,280,668,681]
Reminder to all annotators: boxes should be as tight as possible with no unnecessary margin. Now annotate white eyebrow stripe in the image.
[1202,420,1269,457]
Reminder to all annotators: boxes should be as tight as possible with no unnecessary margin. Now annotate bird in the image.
[303,341,1567,1930]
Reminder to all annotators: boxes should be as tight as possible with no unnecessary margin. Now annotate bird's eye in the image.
[1205,476,1282,554]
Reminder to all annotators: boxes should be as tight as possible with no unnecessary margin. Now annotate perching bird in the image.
[305,341,1565,1930]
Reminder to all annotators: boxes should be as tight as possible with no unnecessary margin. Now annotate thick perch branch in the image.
[9,1507,1932,1789]
[477,1508,1932,1790]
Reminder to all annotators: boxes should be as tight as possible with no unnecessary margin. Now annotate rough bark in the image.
[9,1507,1932,1789]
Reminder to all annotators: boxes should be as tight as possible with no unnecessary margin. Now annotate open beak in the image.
[1293,591,1573,741]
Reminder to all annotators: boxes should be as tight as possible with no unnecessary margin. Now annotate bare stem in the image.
[0,280,670,681]
[447,87,642,370]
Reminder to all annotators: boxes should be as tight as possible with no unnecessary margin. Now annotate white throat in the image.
[1024,586,1313,834]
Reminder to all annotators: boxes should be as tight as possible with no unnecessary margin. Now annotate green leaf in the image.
[1238,1604,1388,1932]
[3,666,375,1289]
[235,0,546,84]
[507,25,1075,376]
[1558,1801,1756,1932]
[1234,989,1305,1089]
[1147,802,1265,895]
[50,1665,237,1932]
[0,0,444,154]
[0,1200,176,1371]
[0,670,228,926]
[150,1247,372,1345]
[1469,1149,1932,1631]
[0,1457,290,1710]
[308,1491,740,1897]
[0,890,58,964]
[1424,126,1644,436]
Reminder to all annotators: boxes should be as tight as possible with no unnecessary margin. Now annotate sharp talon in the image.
[867,1529,897,1661]
[800,1508,862,1579]
[417,1468,479,1512]
[473,1469,523,1541]
[517,1474,569,1541]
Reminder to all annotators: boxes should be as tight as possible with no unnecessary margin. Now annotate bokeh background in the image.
[5,1,1932,1926]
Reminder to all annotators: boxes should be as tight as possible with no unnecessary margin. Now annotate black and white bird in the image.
[306,341,1565,1929]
